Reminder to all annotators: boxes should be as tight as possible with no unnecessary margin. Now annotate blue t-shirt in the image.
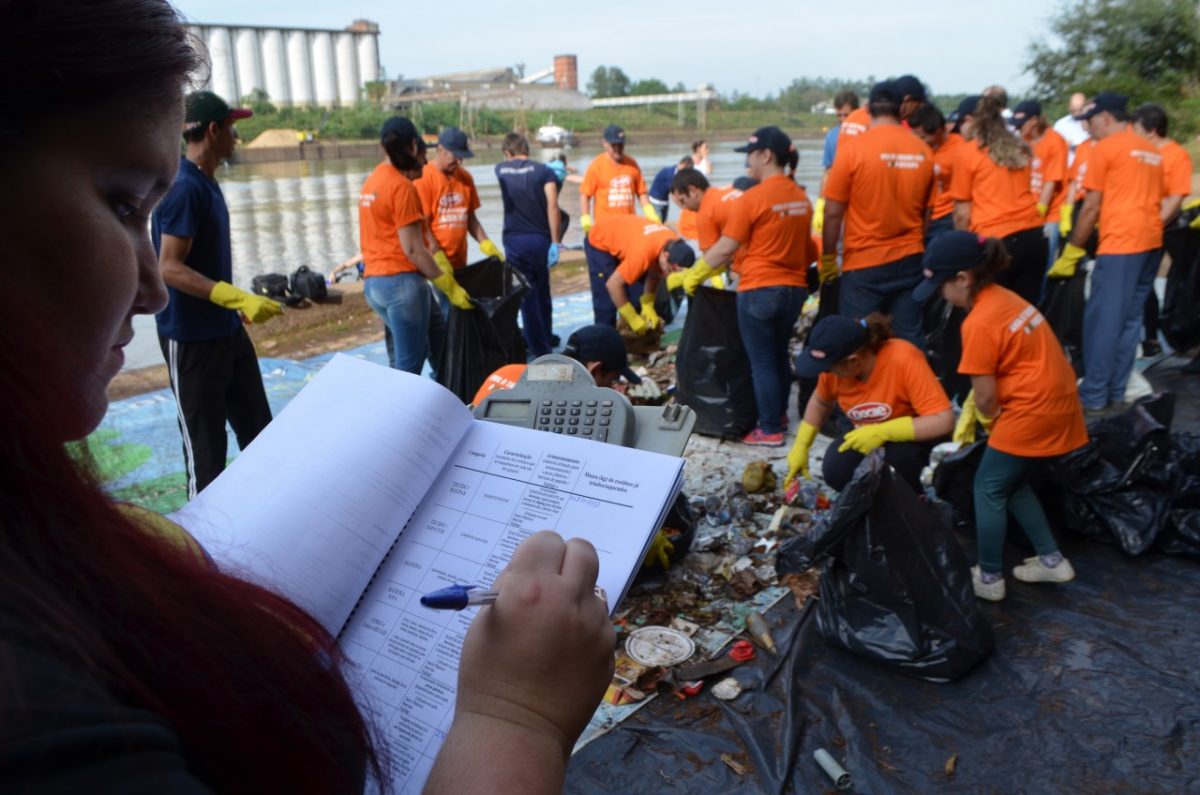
[152,158,240,341]
[821,124,841,170]
[495,158,556,238]
[649,166,676,202]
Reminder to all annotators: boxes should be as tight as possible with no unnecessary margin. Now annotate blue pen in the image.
[420,583,609,611]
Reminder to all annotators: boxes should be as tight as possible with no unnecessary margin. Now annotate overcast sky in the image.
[172,0,1061,98]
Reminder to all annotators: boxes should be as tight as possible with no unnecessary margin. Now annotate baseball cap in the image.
[666,240,696,269]
[734,126,792,159]
[603,124,627,145]
[183,91,252,133]
[731,176,759,191]
[1009,100,1042,128]
[912,230,987,302]
[795,316,869,378]
[892,75,927,103]
[1076,91,1128,120]
[562,325,642,385]
[380,116,419,141]
[868,80,901,105]
[948,95,980,123]
[437,126,474,158]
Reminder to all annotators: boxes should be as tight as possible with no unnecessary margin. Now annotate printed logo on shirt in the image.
[1008,305,1046,335]
[360,192,377,208]
[607,175,635,208]
[847,402,893,423]
[435,191,469,228]
[1130,150,1163,167]
[720,189,745,203]
[879,152,927,170]
[642,224,672,236]
[771,200,810,218]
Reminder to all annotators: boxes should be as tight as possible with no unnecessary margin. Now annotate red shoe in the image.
[742,428,784,447]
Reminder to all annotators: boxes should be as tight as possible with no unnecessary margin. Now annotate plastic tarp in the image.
[675,287,757,439]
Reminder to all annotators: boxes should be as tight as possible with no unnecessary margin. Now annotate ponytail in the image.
[862,312,893,353]
[383,128,420,173]
[965,237,1011,297]
[785,147,799,179]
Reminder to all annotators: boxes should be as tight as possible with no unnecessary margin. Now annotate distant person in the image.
[417,126,504,273]
[692,139,713,175]
[495,133,561,357]
[1054,92,1091,162]
[892,73,929,122]
[948,95,980,136]
[909,103,966,241]
[816,90,861,233]
[648,155,694,224]
[668,167,751,293]
[154,90,282,498]
[1011,100,1069,274]
[579,124,655,233]
[584,215,693,330]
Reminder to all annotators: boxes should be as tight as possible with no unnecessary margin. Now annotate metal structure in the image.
[591,85,717,130]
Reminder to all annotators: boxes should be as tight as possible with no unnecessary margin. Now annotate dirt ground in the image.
[107,250,591,400]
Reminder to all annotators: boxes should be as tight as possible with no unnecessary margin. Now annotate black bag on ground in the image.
[1160,226,1200,352]
[1040,270,1086,375]
[675,286,757,439]
[778,453,994,683]
[437,257,529,403]
[922,296,971,402]
[290,265,328,300]
[252,273,290,300]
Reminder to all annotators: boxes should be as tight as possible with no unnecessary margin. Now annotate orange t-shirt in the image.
[815,338,951,425]
[1160,138,1193,198]
[836,107,871,146]
[722,174,814,291]
[581,154,648,219]
[677,207,699,240]
[822,123,934,271]
[1069,138,1095,201]
[415,162,481,267]
[695,185,745,250]
[949,141,1042,238]
[358,161,425,278]
[931,133,967,220]
[958,284,1088,457]
[588,215,679,285]
[1084,127,1164,255]
[1031,128,1069,218]
[472,363,527,406]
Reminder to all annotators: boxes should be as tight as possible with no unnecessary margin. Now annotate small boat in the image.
[535,118,578,147]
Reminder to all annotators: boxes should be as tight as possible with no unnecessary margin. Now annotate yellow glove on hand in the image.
[581,213,594,233]
[639,293,661,330]
[1188,198,1200,230]
[209,281,282,323]
[838,416,916,455]
[433,250,454,277]
[1037,202,1049,219]
[709,273,727,290]
[666,270,686,291]
[785,421,820,486]
[813,197,826,236]
[681,258,723,296]
[953,390,979,444]
[1059,204,1074,237]
[617,302,648,335]
[431,272,474,310]
[977,408,997,433]
[819,252,839,285]
[480,239,505,262]
[1048,242,1086,279]
[642,203,662,224]
[642,529,675,570]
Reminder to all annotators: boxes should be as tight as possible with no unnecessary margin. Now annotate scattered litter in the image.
[712,677,742,700]
[741,460,777,493]
[745,611,778,655]
[813,748,853,790]
[626,625,696,667]
[720,753,748,776]
[945,753,959,778]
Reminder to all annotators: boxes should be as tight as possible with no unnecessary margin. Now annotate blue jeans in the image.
[585,237,643,326]
[1080,250,1159,409]
[737,285,806,434]
[364,271,431,373]
[505,232,554,357]
[838,253,924,345]
[974,444,1061,574]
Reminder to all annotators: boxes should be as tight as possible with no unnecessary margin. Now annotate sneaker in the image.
[742,428,785,447]
[1141,340,1162,358]
[971,566,1006,602]
[1082,404,1111,421]
[1013,556,1076,584]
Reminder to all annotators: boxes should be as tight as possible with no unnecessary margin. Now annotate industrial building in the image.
[389,55,591,111]
[188,19,383,108]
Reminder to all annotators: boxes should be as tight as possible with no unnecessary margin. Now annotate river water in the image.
[126,138,826,370]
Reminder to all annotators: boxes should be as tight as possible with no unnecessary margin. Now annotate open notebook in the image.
[173,354,684,793]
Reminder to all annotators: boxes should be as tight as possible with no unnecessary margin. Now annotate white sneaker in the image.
[971,565,1006,602]
[1013,556,1076,584]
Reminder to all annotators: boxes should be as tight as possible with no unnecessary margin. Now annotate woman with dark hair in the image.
[948,95,1048,305]
[0,2,613,791]
[914,231,1086,602]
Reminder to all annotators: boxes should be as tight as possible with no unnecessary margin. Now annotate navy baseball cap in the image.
[562,325,641,384]
[948,95,980,123]
[1077,91,1128,120]
[868,80,901,105]
[734,126,792,158]
[603,124,627,144]
[437,126,474,158]
[1010,100,1042,128]
[380,116,418,141]
[892,75,927,103]
[796,316,870,378]
[912,230,988,302]
[732,176,759,191]
[666,240,696,268]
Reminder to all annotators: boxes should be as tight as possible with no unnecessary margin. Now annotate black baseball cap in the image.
[603,124,627,144]
[912,230,987,302]
[948,95,980,123]
[734,126,793,159]
[1010,100,1042,128]
[183,91,252,134]
[892,75,927,103]
[438,126,474,158]
[869,80,901,105]
[795,316,869,378]
[666,240,696,268]
[562,325,641,384]
[380,116,419,141]
[1077,91,1128,120]
[732,176,759,191]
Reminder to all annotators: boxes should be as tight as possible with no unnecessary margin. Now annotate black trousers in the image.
[997,226,1048,306]
[822,433,932,494]
[159,325,272,498]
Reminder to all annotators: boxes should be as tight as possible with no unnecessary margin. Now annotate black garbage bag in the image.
[437,257,529,403]
[778,453,994,683]
[1039,270,1086,375]
[675,286,757,439]
[1160,225,1200,352]
[1155,432,1200,558]
[922,296,971,402]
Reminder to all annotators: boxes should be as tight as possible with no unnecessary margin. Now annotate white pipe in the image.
[234,28,262,103]
[286,31,313,106]
[335,33,359,107]
[261,30,290,106]
[310,32,337,108]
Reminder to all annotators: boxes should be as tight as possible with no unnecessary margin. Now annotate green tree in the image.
[587,65,631,98]
[241,88,276,115]
[363,80,389,108]
[630,78,670,96]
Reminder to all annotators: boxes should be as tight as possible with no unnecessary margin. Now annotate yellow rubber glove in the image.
[681,258,725,296]
[819,252,839,285]
[1037,202,1049,219]
[812,197,826,236]
[581,213,594,233]
[838,416,916,455]
[1059,204,1074,237]
[785,421,820,485]
[1188,198,1200,229]
[209,281,282,323]
[642,529,675,569]
[480,238,505,262]
[433,250,454,277]
[431,272,474,310]
[1048,242,1086,279]
[953,391,979,445]
[639,292,661,330]
[666,271,686,291]
[977,408,997,433]
[708,273,726,290]
[642,203,662,224]
[617,302,647,335]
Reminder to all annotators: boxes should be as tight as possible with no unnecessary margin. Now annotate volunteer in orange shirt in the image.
[910,103,966,242]
[823,80,935,345]
[787,314,953,493]
[914,231,1086,601]
[359,117,472,373]
[579,124,654,232]
[586,215,695,331]
[949,95,1047,305]
[700,126,814,446]
[1050,91,1164,414]
[667,168,749,293]
[416,126,503,271]
[1011,100,1068,276]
